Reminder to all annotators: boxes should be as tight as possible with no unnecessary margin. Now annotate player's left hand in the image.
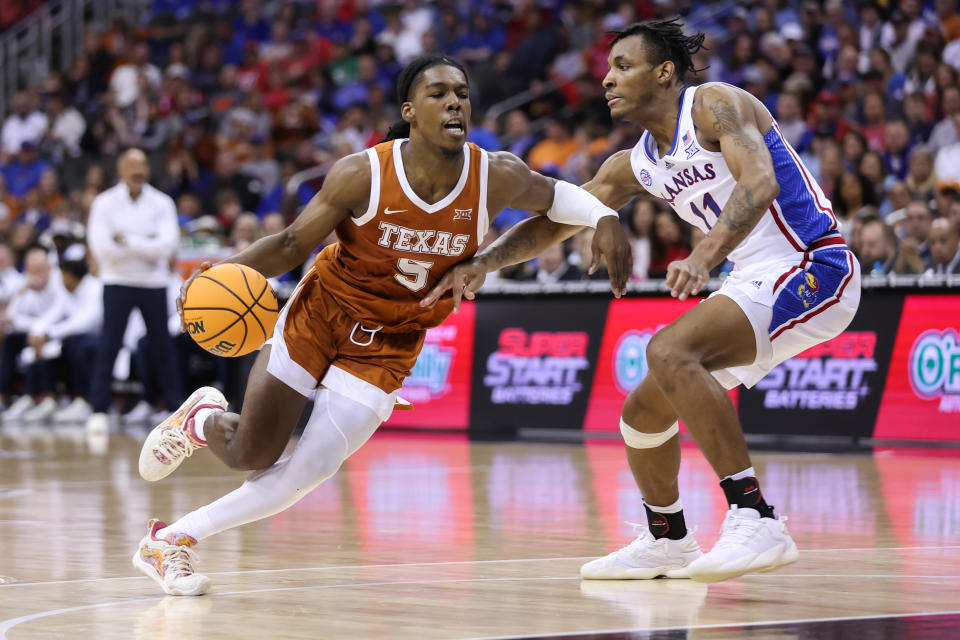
[592,216,633,298]
[665,256,710,301]
[420,257,489,313]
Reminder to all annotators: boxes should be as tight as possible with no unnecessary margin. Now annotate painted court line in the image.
[2,544,959,588]
[461,610,960,640]
[0,576,581,638]
[2,576,959,640]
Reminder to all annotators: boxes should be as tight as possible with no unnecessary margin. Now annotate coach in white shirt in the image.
[87,148,183,432]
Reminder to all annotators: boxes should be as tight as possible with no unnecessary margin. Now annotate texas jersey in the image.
[629,82,839,269]
[316,139,490,333]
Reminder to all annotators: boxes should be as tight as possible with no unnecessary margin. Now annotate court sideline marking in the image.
[2,575,959,640]
[1,544,958,588]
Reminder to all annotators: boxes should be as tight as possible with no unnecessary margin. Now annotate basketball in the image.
[182,263,279,357]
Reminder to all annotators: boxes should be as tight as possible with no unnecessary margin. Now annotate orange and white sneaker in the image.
[138,386,226,481]
[132,519,211,596]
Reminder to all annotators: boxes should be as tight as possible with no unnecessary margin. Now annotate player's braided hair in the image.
[610,18,707,81]
[382,54,470,142]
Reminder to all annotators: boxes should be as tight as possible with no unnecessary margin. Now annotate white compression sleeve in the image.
[545,180,619,228]
[158,387,381,541]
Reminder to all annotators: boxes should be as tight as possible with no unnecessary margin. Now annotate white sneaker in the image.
[138,387,227,482]
[686,506,799,583]
[580,527,703,579]
[22,397,58,423]
[53,397,93,423]
[123,400,154,424]
[85,412,109,436]
[132,518,211,596]
[2,396,35,422]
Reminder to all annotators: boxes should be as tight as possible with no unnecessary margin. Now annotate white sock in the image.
[643,497,683,513]
[723,466,756,482]
[191,407,222,442]
[157,506,216,541]
[160,388,381,541]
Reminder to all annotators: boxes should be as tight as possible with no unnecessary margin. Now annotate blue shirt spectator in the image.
[1,144,50,198]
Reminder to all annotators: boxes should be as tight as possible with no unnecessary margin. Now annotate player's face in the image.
[603,36,666,120]
[406,65,471,154]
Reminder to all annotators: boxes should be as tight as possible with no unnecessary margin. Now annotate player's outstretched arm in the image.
[666,84,780,300]
[420,152,633,311]
[176,154,368,329]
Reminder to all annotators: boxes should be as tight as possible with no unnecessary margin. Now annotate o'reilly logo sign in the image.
[909,329,960,412]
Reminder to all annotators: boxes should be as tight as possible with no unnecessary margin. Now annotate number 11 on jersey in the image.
[690,192,722,229]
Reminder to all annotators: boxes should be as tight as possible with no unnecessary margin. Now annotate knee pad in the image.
[620,418,679,449]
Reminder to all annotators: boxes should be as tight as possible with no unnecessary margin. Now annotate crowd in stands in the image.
[1,0,960,423]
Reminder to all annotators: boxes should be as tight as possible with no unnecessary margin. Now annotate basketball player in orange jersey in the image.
[131,54,633,596]
[425,19,860,583]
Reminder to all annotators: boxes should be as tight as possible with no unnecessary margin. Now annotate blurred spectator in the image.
[648,211,690,279]
[776,93,809,150]
[86,149,182,434]
[904,146,937,202]
[25,244,103,423]
[884,10,918,74]
[502,110,536,160]
[858,216,899,275]
[860,91,888,150]
[627,199,656,280]
[0,244,24,305]
[901,200,934,265]
[933,181,960,218]
[2,141,51,199]
[882,119,912,180]
[903,91,935,144]
[925,217,960,274]
[527,119,579,175]
[884,181,912,217]
[927,85,960,153]
[110,40,162,108]
[1,92,49,157]
[842,130,868,173]
[0,246,63,421]
[833,172,878,234]
[859,150,892,203]
[230,212,262,250]
[529,243,582,283]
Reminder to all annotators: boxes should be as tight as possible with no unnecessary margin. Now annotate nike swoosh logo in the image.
[384,207,407,215]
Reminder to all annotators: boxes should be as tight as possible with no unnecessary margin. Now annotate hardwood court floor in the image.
[1,425,958,639]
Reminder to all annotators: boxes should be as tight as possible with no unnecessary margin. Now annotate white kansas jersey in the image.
[629,83,839,269]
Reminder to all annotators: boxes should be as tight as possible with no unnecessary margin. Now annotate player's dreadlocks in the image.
[610,18,707,80]
[383,54,470,142]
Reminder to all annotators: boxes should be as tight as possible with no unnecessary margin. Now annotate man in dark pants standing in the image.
[86,148,183,435]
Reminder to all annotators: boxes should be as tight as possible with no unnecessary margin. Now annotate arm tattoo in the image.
[480,232,540,270]
[708,97,759,152]
[710,182,766,258]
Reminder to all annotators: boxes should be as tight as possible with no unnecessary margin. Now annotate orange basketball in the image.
[182,264,280,357]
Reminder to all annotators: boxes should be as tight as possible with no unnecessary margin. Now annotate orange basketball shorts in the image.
[265,267,425,421]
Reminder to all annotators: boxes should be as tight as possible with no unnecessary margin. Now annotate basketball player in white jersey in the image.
[424,20,861,583]
[131,54,633,596]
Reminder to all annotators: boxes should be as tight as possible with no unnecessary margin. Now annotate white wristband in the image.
[545,180,619,228]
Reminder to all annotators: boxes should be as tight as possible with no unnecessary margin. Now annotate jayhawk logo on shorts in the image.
[797,271,819,309]
[639,169,653,187]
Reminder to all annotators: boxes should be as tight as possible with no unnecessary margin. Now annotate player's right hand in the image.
[177,262,212,332]
[420,258,489,313]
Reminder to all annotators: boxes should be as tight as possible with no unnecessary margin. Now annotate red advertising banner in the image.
[874,295,960,441]
[385,301,475,430]
[583,298,737,433]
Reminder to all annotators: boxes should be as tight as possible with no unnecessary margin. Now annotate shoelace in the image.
[155,428,197,463]
[713,512,765,549]
[162,545,198,578]
[615,523,667,561]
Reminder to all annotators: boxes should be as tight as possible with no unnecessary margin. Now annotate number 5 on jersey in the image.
[396,258,434,291]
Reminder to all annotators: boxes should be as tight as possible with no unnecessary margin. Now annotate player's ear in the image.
[657,60,675,85]
[401,101,415,124]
